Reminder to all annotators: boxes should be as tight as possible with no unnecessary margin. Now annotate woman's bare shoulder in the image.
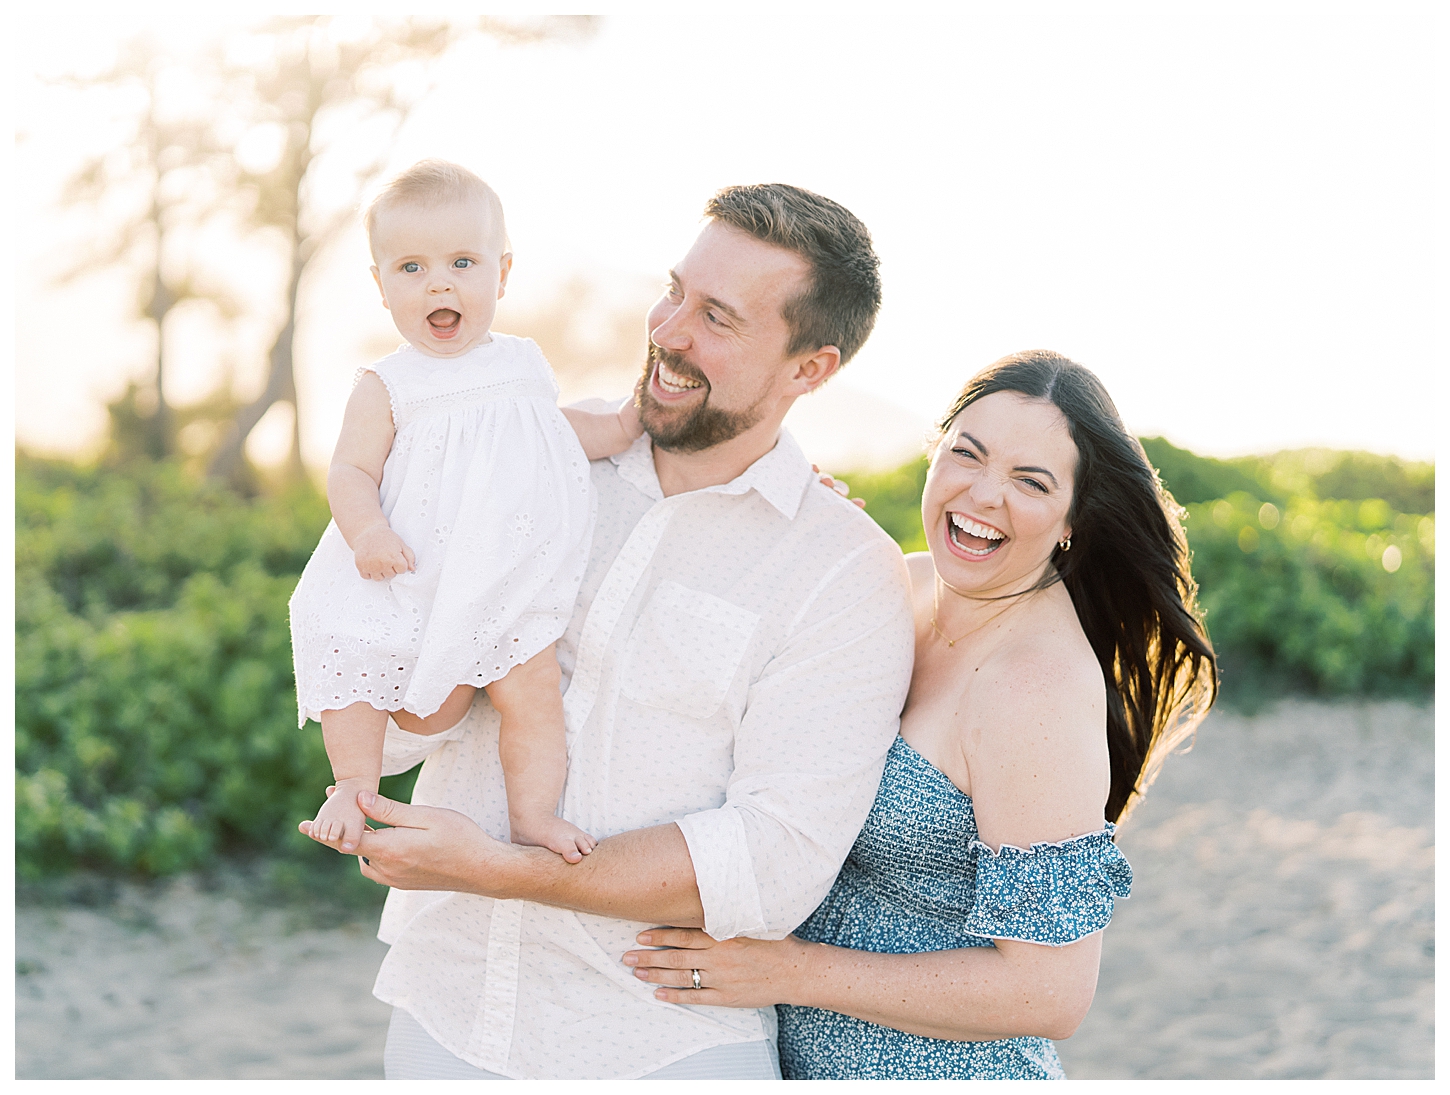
[960,600,1109,847]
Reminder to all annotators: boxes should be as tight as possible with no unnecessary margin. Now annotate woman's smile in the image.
[944,511,1008,559]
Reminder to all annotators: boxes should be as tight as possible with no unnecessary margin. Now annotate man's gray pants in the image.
[384,1006,782,1079]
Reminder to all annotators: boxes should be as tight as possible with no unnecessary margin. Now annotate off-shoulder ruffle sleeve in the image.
[962,825,1132,946]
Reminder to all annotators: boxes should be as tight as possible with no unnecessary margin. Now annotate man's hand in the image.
[348,790,520,893]
[298,789,706,926]
[352,523,416,581]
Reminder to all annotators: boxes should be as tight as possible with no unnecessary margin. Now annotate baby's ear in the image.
[497,252,513,298]
[370,266,389,309]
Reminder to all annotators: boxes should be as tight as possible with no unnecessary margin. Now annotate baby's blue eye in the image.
[453,258,474,269]
[402,262,420,273]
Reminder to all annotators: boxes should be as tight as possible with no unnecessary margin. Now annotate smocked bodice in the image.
[776,736,1132,1080]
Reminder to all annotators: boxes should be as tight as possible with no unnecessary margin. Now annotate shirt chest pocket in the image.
[621,580,761,720]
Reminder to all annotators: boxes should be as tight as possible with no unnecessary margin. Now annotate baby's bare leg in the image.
[392,685,477,736]
[485,644,596,863]
[312,702,389,853]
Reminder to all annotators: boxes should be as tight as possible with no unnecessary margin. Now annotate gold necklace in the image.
[930,578,1024,648]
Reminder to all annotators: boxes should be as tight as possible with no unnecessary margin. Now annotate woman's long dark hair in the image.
[937,350,1218,824]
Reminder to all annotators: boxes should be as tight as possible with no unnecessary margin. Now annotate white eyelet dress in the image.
[289,335,595,726]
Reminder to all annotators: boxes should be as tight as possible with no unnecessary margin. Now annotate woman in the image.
[622,350,1217,1079]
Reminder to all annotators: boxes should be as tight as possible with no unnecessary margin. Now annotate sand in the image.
[14,698,1434,1080]
[1056,698,1434,1080]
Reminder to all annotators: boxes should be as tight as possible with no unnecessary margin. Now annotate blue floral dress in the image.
[776,736,1133,1080]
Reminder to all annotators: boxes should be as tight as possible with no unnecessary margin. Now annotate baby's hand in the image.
[307,778,373,853]
[352,523,416,580]
[617,401,643,443]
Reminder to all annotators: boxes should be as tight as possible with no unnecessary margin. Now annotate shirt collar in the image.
[610,428,815,519]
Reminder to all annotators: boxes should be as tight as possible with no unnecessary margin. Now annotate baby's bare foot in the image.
[310,786,369,852]
[512,814,597,864]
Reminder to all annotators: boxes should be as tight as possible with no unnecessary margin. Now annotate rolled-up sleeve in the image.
[675,536,915,940]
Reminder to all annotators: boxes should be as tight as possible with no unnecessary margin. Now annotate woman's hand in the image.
[622,928,813,1008]
[813,464,867,508]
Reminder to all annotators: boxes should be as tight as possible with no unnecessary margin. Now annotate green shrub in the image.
[17,455,328,615]
[847,457,929,552]
[15,454,417,881]
[1141,436,1435,514]
[1182,495,1433,694]
[1139,437,1265,505]
[14,443,1434,880]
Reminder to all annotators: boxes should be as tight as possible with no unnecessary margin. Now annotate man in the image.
[306,184,915,1079]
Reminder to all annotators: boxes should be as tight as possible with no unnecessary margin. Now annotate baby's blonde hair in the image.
[364,159,510,256]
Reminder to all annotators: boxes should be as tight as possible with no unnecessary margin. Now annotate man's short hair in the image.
[704,183,882,366]
[364,159,509,254]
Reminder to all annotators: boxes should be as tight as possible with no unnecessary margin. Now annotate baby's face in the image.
[369,199,512,358]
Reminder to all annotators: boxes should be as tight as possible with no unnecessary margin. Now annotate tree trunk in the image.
[142,112,174,461]
[144,255,176,460]
[207,246,306,485]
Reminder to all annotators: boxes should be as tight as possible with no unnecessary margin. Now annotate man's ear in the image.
[497,253,514,299]
[793,346,842,394]
[370,266,389,311]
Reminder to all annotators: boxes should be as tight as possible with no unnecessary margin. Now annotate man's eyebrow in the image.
[958,431,1060,487]
[667,270,745,325]
[701,295,745,324]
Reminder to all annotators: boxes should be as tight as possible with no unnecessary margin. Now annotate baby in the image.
[289,160,639,862]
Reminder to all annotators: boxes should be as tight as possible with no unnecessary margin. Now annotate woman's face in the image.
[923,390,1078,596]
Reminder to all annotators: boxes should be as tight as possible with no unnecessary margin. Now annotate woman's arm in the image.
[625,635,1114,1042]
[561,401,642,460]
[624,928,1102,1042]
[329,373,414,579]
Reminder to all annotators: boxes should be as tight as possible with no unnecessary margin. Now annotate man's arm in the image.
[328,515,912,931]
[337,793,705,925]
[675,533,915,940]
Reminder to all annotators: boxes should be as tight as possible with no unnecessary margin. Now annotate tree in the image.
[205,15,599,487]
[49,37,238,461]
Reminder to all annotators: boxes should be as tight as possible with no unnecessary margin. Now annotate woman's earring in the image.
[1058,537,1072,551]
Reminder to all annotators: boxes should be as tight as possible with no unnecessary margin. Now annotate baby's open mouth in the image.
[428,309,461,336]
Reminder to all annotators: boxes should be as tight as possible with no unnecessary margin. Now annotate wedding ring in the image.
[691,969,702,990]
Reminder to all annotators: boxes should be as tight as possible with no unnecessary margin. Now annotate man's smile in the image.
[649,352,709,402]
[656,358,704,395]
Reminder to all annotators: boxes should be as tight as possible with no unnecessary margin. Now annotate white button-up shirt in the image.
[371,429,915,1080]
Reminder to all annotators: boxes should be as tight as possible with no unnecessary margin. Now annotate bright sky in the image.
[14,6,1442,470]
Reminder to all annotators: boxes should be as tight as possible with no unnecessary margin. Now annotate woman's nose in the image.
[967,465,1007,506]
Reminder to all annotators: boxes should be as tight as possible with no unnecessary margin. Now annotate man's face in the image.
[635,220,812,453]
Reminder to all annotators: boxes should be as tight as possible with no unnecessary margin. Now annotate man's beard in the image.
[634,345,769,454]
